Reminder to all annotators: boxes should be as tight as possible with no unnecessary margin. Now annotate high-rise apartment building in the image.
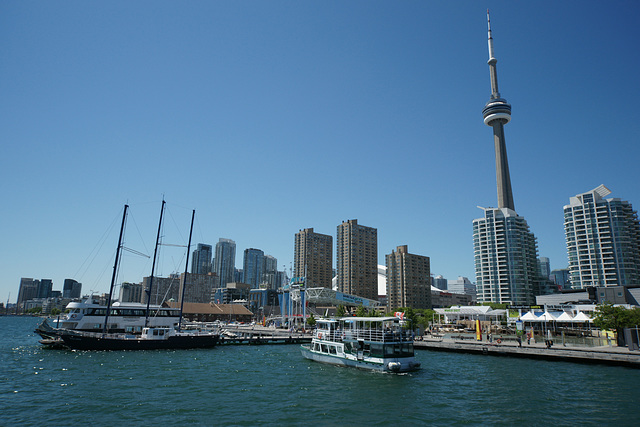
[191,243,213,275]
[564,185,640,289]
[336,220,378,300]
[474,208,539,304]
[473,13,541,304]
[214,238,236,288]
[119,281,143,303]
[179,273,217,303]
[243,248,265,288]
[294,228,333,288]
[386,245,431,310]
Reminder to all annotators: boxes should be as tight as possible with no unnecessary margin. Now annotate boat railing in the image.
[322,328,412,343]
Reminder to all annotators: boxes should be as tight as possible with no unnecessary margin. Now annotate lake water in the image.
[1,316,638,426]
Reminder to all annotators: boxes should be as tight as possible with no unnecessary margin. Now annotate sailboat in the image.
[55,202,219,351]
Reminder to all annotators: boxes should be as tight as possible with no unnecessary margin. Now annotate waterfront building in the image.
[243,248,265,288]
[432,275,448,291]
[336,220,378,301]
[212,282,251,304]
[119,282,143,303]
[63,279,82,299]
[191,243,213,275]
[294,228,333,289]
[564,185,640,289]
[385,245,431,310]
[431,287,473,308]
[473,13,541,305]
[214,238,236,288]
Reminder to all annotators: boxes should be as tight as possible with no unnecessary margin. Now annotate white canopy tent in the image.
[555,312,574,322]
[520,311,539,321]
[572,311,593,323]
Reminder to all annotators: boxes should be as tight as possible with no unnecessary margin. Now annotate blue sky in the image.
[2,1,639,303]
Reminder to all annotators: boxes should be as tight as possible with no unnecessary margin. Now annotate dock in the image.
[415,338,640,369]
[217,325,311,346]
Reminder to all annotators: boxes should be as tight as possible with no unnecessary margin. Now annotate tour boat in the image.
[301,317,421,373]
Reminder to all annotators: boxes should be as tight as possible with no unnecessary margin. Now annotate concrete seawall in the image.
[415,338,640,369]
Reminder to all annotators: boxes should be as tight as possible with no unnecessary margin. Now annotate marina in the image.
[3,316,640,426]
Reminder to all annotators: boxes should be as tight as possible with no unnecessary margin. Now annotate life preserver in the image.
[317,332,323,339]
[496,338,502,344]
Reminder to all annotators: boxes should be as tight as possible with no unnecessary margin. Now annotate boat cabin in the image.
[141,327,176,340]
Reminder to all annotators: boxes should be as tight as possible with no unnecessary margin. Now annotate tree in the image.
[50,308,61,316]
[336,305,346,318]
[593,303,640,346]
[307,313,316,327]
[355,305,368,317]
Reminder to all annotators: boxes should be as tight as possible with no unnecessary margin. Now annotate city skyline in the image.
[2,2,639,302]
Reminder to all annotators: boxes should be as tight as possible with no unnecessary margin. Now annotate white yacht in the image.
[301,317,421,373]
[36,297,181,338]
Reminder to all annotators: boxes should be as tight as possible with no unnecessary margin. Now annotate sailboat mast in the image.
[178,209,195,332]
[103,204,128,333]
[145,199,166,328]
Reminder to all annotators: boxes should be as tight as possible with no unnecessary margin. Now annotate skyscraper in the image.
[386,245,431,310]
[336,220,378,300]
[294,228,333,289]
[473,12,541,305]
[191,243,213,275]
[263,254,279,289]
[214,238,236,288]
[243,248,265,288]
[564,185,640,288]
[63,279,82,299]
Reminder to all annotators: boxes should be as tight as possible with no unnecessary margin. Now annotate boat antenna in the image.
[103,204,128,333]
[145,199,166,328]
[178,209,195,332]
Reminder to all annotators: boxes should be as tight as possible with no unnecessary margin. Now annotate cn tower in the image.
[482,11,514,211]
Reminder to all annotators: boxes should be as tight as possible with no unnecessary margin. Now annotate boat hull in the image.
[59,333,219,351]
[301,344,420,373]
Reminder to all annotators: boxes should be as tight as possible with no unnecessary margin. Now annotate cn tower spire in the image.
[482,10,515,211]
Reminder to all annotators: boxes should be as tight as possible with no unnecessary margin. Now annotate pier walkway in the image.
[415,337,640,368]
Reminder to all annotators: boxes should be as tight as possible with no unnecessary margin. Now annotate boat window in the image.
[321,344,329,353]
[384,345,395,357]
[159,329,165,336]
[370,343,383,357]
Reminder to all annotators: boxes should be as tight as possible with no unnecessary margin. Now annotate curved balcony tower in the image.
[482,11,515,211]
